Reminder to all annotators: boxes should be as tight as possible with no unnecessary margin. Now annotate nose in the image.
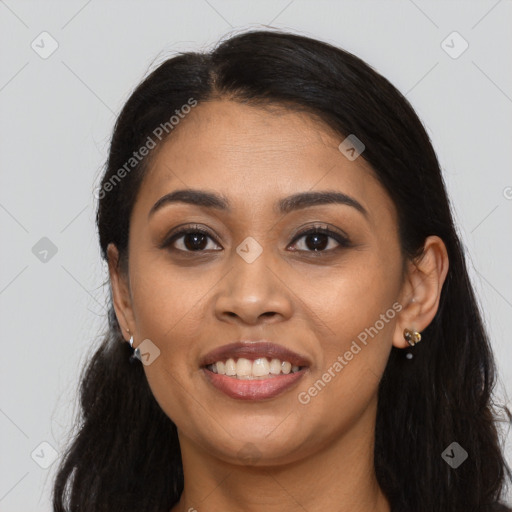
[214,247,293,326]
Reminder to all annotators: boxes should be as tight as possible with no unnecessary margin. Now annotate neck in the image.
[171,396,391,512]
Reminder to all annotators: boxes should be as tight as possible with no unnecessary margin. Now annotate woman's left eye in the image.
[289,227,351,253]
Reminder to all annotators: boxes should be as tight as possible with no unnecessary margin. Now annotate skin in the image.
[108,99,449,512]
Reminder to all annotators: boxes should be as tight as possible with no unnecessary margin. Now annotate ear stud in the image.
[403,328,422,346]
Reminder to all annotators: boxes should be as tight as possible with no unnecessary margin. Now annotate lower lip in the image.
[202,368,307,400]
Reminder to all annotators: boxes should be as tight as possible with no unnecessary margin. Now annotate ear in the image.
[107,243,136,342]
[392,235,449,349]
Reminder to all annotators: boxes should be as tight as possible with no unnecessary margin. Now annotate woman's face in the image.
[111,99,409,465]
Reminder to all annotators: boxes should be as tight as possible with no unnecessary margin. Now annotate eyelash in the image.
[160,224,352,255]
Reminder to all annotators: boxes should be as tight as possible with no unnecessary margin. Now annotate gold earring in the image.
[404,328,421,346]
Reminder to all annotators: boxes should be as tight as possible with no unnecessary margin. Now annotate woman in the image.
[52,29,511,511]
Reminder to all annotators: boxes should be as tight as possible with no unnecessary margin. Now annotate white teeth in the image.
[269,358,282,375]
[207,357,302,379]
[236,358,252,377]
[225,358,237,376]
[281,361,291,374]
[252,358,270,377]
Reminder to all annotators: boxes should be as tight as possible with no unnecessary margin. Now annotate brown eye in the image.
[161,226,221,253]
[289,226,351,253]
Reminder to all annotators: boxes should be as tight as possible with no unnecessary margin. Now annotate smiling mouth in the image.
[204,357,305,380]
[201,361,307,400]
[199,340,310,399]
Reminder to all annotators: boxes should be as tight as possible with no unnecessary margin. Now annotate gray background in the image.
[1,0,511,509]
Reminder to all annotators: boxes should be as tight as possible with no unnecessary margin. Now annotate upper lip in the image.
[199,341,311,368]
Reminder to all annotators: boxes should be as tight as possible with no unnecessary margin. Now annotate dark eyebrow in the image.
[277,190,368,218]
[148,189,368,219]
[148,189,230,218]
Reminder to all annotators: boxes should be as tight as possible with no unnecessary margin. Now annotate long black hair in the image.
[52,29,512,511]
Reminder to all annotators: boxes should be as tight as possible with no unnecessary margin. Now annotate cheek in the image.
[304,251,401,401]
[127,258,221,418]
[128,260,214,425]
[315,249,401,341]
[129,252,214,337]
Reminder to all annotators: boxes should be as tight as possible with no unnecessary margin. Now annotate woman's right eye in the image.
[162,227,222,253]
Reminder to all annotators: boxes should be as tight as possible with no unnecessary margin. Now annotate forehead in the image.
[134,99,395,224]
